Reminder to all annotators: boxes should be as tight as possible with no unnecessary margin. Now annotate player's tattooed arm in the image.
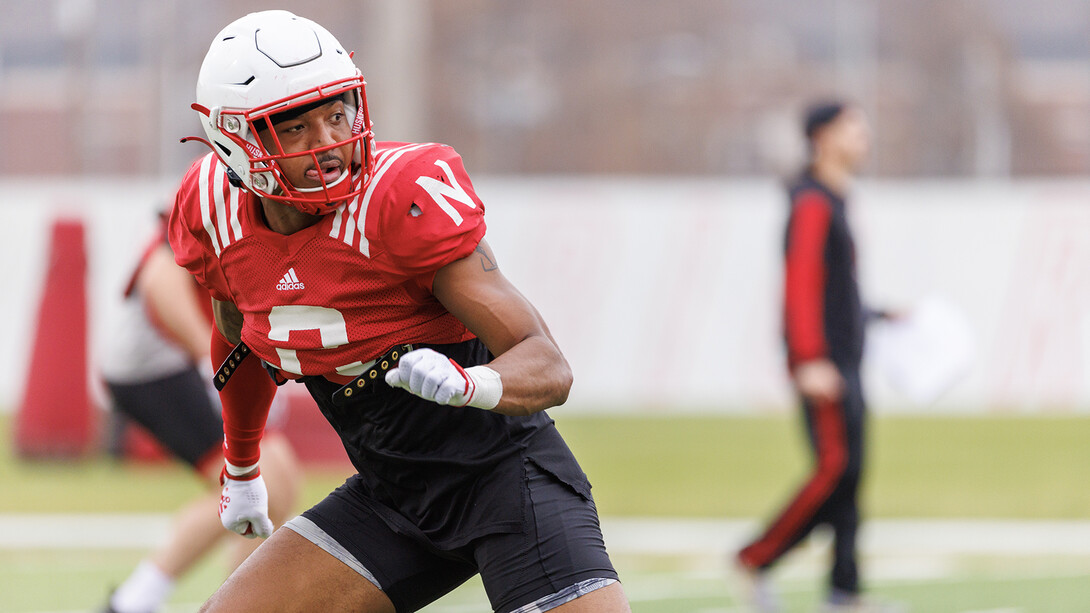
[475,242,498,272]
[212,298,245,345]
[433,238,572,415]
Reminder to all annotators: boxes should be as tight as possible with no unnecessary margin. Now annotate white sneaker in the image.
[730,560,781,613]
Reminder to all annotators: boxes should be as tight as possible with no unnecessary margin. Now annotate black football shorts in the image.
[285,457,619,612]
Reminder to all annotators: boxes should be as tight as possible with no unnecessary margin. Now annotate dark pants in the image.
[739,366,865,594]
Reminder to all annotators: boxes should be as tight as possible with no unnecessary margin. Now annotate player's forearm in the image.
[211,327,276,469]
[486,335,572,416]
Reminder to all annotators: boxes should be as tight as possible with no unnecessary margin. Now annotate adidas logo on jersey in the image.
[276,268,305,291]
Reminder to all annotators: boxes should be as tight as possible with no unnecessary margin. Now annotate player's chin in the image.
[286,176,329,192]
[288,178,322,191]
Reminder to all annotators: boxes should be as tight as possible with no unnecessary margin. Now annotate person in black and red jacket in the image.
[735,102,893,613]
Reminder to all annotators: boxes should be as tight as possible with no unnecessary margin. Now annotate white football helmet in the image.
[188,10,374,215]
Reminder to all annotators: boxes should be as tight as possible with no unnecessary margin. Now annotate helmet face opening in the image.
[214,77,374,215]
[192,11,376,216]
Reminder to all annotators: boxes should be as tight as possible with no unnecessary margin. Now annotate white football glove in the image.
[385,348,502,410]
[218,467,274,539]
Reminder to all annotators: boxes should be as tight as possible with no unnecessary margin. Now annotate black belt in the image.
[331,344,414,406]
[213,341,413,401]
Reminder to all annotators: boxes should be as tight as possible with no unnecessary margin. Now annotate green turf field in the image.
[7,413,1090,518]
[556,413,1090,519]
[4,412,1090,612]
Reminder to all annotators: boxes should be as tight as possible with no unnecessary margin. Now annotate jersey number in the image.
[263,159,475,375]
[266,305,365,376]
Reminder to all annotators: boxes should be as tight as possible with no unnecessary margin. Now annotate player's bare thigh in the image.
[549,582,631,613]
[199,527,395,613]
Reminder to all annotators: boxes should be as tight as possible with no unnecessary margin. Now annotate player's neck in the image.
[810,158,853,197]
[260,198,323,235]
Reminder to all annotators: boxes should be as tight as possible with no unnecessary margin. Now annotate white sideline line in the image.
[0,513,172,549]
[601,517,1090,557]
[4,514,1090,557]
[18,607,204,613]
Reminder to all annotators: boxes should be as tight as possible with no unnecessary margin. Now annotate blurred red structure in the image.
[277,386,351,469]
[15,218,95,458]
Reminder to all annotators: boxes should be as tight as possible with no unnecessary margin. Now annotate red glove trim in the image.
[447,358,476,407]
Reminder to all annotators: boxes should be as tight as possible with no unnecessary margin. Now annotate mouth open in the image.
[305,158,344,184]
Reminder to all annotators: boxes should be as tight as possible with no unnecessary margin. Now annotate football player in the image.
[168,10,628,613]
[98,215,301,613]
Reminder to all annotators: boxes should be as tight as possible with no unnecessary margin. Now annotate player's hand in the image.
[792,358,845,405]
[385,348,473,406]
[218,467,274,539]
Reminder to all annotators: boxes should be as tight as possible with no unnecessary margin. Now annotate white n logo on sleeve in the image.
[415,159,477,226]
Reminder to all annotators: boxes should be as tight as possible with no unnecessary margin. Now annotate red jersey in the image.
[168,142,486,382]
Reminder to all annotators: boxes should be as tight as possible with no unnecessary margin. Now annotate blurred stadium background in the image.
[3,1,1090,611]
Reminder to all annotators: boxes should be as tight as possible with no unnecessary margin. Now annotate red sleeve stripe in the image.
[784,190,832,362]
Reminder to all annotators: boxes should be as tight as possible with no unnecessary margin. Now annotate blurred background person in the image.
[97,213,302,613]
[735,102,895,613]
